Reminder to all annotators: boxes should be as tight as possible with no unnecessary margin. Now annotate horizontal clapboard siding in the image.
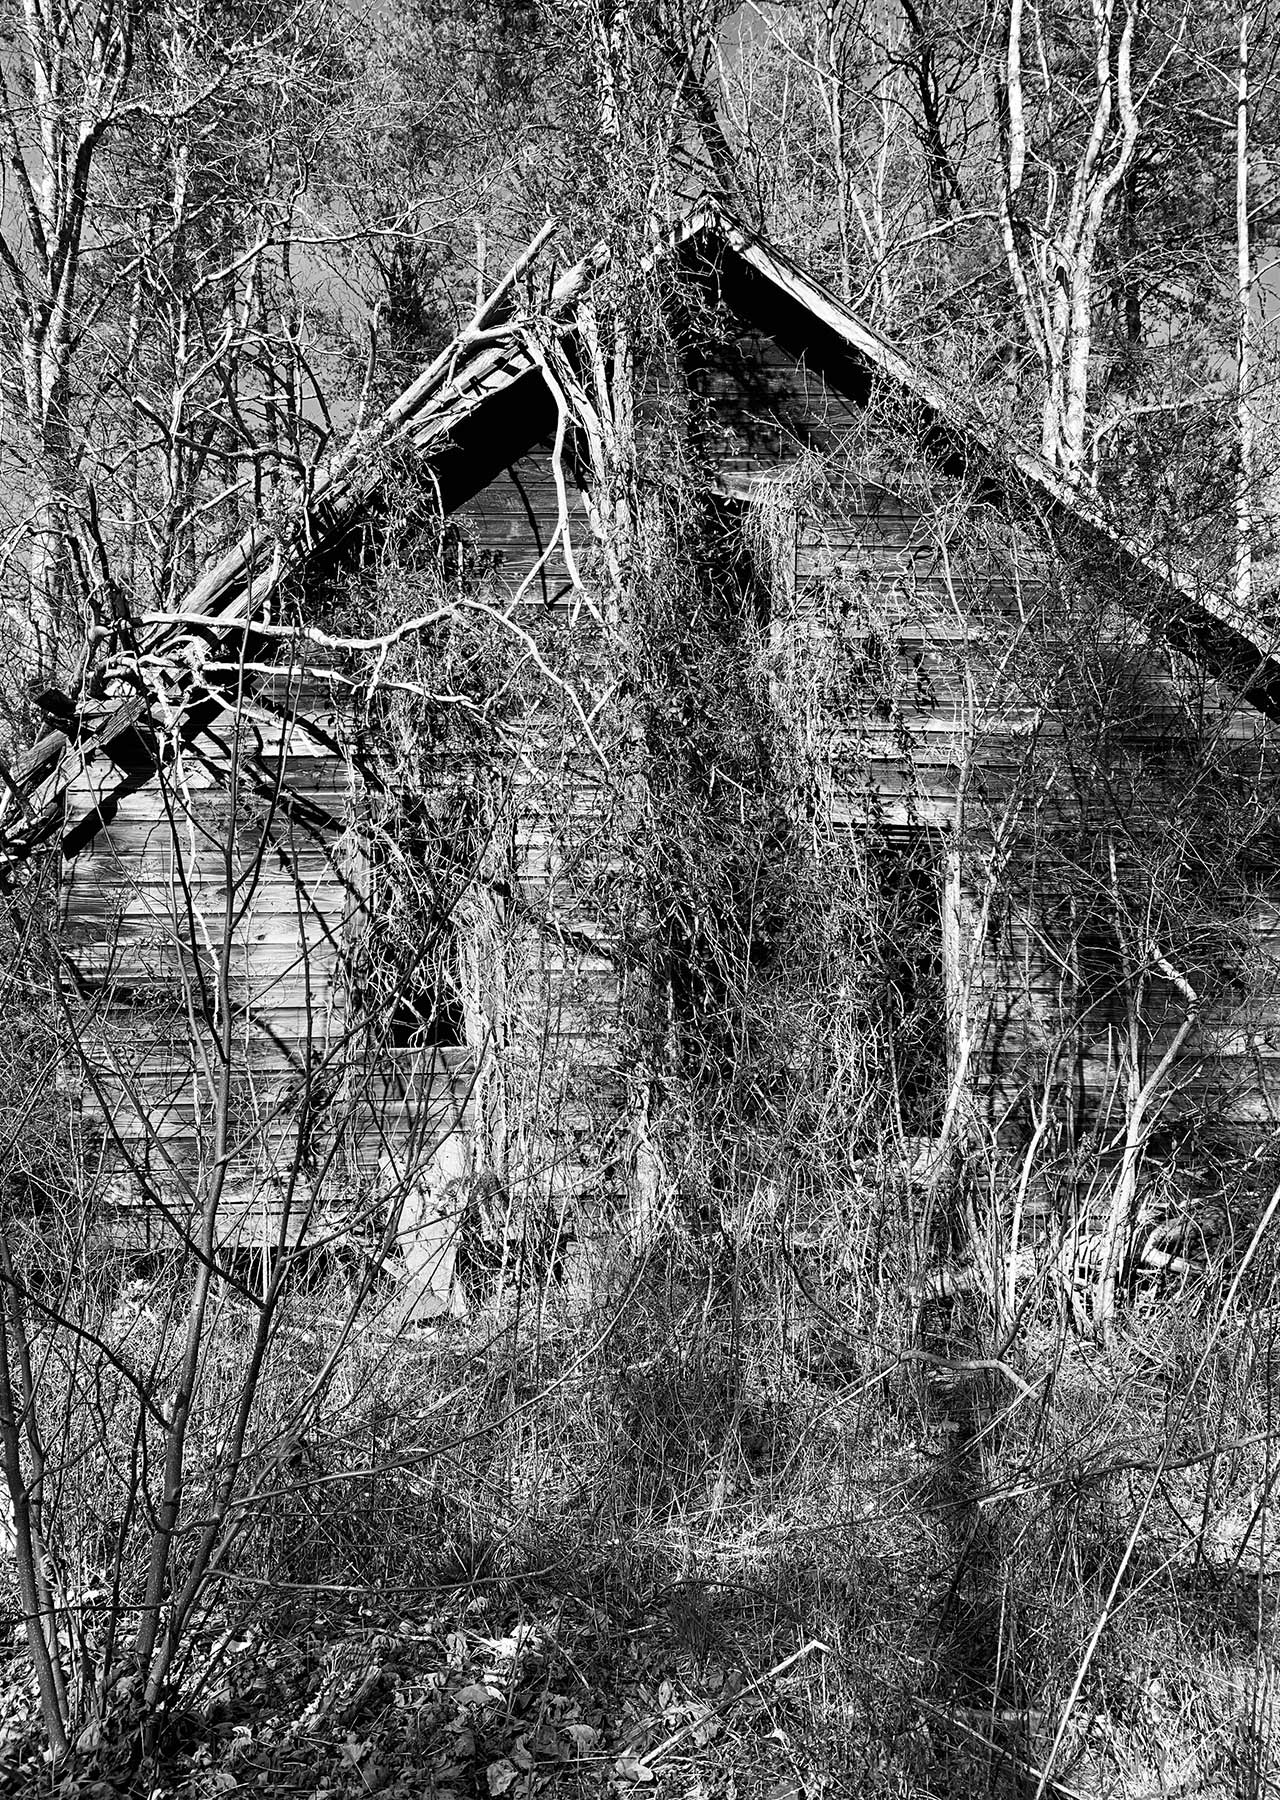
[58,287,1280,1252]
[691,317,1280,1138]
[61,441,622,1237]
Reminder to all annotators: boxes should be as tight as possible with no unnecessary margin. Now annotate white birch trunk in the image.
[1235,0,1254,614]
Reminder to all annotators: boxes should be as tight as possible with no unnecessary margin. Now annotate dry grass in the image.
[0,1147,1277,1799]
[138,1190,1273,1797]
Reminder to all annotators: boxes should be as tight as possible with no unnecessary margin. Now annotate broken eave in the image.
[4,199,1280,886]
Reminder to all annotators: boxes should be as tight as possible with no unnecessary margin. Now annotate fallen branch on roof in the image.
[138,608,457,651]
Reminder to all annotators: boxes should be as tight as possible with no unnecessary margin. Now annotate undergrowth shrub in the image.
[1,312,1276,1800]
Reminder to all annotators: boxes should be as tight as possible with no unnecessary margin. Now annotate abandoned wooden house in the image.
[3,202,1280,1286]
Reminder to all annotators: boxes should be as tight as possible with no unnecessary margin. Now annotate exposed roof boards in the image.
[2,201,1276,879]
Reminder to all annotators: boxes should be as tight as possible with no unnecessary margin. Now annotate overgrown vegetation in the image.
[2,1168,1277,1796]
[4,368,1277,1796]
[1,0,1279,1794]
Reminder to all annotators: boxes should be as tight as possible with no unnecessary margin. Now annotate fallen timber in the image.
[0,221,598,881]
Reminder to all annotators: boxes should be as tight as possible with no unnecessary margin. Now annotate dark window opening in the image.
[390,967,466,1049]
[876,835,948,1136]
[1074,921,1126,1022]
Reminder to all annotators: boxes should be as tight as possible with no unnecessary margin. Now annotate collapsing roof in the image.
[2,200,1277,881]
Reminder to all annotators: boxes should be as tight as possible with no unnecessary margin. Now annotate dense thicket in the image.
[0,3,1277,1793]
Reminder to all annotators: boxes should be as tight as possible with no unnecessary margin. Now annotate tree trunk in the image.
[1235,0,1254,614]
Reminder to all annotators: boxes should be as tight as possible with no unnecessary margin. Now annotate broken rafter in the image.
[0,223,608,877]
[4,197,1279,880]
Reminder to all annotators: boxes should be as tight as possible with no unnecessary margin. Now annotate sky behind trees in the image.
[1,0,1277,710]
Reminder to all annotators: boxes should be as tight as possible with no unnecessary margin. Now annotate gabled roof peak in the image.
[1,203,1277,875]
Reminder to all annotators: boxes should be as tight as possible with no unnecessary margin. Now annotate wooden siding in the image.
[682,300,1280,1140]
[58,274,1280,1241]
[62,673,360,1223]
[60,442,624,1231]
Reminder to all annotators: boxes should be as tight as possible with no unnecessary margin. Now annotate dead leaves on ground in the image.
[4,1596,823,1800]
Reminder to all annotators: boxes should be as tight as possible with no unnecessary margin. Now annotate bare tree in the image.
[0,0,360,692]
